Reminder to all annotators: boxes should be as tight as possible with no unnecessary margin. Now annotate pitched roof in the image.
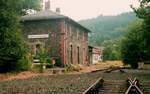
[21,10,91,32]
[21,10,67,21]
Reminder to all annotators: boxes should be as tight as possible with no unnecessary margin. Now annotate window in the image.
[77,46,80,64]
[70,45,73,64]
[69,26,72,38]
[77,30,79,40]
[83,32,84,41]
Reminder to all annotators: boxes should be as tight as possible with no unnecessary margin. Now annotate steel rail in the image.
[82,77,104,94]
[125,78,143,94]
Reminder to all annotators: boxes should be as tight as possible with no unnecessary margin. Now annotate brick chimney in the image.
[45,0,51,10]
[56,8,60,14]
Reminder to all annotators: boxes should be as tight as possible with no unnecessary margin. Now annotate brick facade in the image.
[21,10,90,66]
[64,20,88,65]
[22,19,61,58]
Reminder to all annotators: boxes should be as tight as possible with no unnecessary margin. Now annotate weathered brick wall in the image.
[64,20,88,65]
[22,19,62,58]
[22,19,89,65]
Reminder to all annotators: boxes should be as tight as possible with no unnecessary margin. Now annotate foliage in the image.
[54,57,62,67]
[17,55,32,71]
[133,0,150,61]
[36,47,47,73]
[64,64,74,72]
[0,0,41,16]
[79,12,137,46]
[102,39,122,60]
[0,0,41,72]
[0,1,26,72]
[21,0,41,11]
[121,0,150,68]
[36,48,47,64]
[65,64,82,72]
[121,20,144,68]
[79,12,137,61]
[132,0,150,23]
[46,57,53,68]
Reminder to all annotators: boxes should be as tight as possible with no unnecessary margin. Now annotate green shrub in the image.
[16,56,31,71]
[65,64,82,72]
[46,57,53,68]
[47,57,51,64]
[36,48,47,73]
[55,57,62,67]
[0,40,27,73]
[130,62,138,69]
[0,10,27,72]
[65,64,74,72]
[31,64,42,72]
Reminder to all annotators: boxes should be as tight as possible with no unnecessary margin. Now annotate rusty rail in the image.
[104,68,125,73]
[125,78,143,94]
[82,77,104,94]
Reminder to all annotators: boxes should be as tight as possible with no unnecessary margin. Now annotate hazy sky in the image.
[49,0,139,21]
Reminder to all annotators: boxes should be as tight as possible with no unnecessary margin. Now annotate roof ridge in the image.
[21,10,91,33]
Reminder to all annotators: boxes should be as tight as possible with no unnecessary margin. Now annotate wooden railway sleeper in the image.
[82,78,104,94]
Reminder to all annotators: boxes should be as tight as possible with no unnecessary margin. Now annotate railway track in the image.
[125,78,144,94]
[142,81,150,94]
[99,80,126,94]
[0,69,149,94]
[82,77,104,94]
[82,69,149,94]
[82,78,145,94]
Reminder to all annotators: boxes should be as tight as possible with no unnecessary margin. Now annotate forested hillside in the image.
[79,12,137,46]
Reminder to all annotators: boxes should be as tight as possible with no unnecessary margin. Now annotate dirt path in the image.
[0,71,40,81]
[0,61,123,81]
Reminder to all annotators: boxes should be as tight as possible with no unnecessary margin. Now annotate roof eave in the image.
[65,17,91,33]
[20,16,67,22]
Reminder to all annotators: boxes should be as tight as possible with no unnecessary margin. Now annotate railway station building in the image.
[21,9,91,66]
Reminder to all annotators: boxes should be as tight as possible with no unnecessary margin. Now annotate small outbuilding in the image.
[138,61,150,69]
[88,46,103,64]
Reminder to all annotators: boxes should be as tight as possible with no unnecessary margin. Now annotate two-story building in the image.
[21,10,91,66]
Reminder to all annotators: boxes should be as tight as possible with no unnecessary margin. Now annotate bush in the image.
[46,57,53,68]
[16,56,31,71]
[65,64,82,72]
[0,1,27,72]
[36,48,47,73]
[65,64,74,72]
[130,62,138,69]
[0,40,27,73]
[55,57,62,67]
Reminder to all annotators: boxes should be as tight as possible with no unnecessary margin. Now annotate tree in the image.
[121,20,144,68]
[0,0,41,72]
[79,12,136,46]
[103,39,122,61]
[132,0,150,22]
[22,0,41,10]
[121,0,150,68]
[132,0,150,61]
